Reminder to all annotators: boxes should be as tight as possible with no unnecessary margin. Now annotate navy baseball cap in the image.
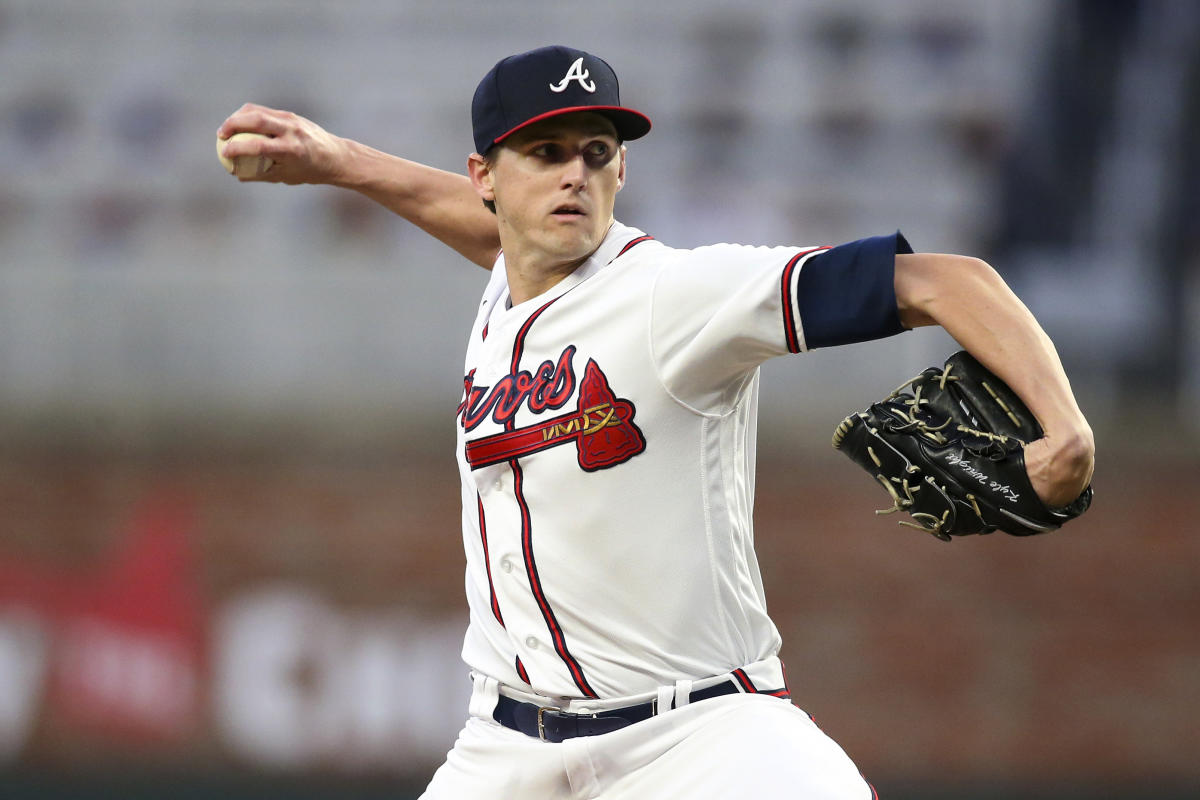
[471,45,652,155]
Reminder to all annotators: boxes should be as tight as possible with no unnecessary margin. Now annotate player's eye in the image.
[531,143,563,161]
[527,140,615,168]
[583,141,615,168]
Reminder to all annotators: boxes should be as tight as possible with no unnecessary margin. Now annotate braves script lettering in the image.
[458,346,577,432]
[943,453,1020,503]
[461,355,646,471]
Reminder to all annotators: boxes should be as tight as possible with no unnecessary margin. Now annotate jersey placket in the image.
[469,294,598,699]
[506,296,598,699]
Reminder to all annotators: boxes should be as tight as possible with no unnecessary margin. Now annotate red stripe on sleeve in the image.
[779,247,830,354]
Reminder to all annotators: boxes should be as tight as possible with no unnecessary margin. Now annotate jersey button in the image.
[500,557,515,573]
[525,636,539,650]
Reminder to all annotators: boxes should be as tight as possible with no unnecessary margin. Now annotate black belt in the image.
[493,679,753,743]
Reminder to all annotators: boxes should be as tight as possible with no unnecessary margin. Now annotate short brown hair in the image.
[481,146,497,214]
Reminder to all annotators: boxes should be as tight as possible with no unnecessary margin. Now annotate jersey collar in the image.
[495,220,650,312]
[590,220,649,267]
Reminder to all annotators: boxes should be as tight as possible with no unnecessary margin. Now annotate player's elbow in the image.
[895,253,997,329]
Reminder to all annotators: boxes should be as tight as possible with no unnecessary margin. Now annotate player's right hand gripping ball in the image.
[831,351,1092,541]
[216,132,274,178]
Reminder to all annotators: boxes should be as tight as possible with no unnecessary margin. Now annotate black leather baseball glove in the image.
[832,351,1092,540]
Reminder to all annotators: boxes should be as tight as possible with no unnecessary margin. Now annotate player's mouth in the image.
[551,203,587,219]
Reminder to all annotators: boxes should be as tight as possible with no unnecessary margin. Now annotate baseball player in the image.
[218,45,1094,799]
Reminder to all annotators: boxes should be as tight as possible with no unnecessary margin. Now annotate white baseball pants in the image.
[420,677,875,799]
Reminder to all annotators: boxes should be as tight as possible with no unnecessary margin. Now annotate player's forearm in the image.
[333,139,501,269]
[218,103,501,269]
[895,253,1094,501]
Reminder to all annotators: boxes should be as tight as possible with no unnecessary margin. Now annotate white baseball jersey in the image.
[454,221,909,703]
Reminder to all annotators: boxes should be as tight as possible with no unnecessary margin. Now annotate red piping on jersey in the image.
[477,494,504,625]
[616,234,654,258]
[510,297,559,373]
[512,459,599,698]
[515,657,530,685]
[780,247,830,354]
[504,292,599,699]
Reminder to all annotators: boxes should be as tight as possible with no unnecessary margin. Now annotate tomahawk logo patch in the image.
[461,351,646,471]
[572,359,646,470]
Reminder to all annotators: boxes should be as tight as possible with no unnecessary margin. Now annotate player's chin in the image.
[543,225,599,254]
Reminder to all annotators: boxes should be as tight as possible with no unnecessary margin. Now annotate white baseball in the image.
[216,132,274,178]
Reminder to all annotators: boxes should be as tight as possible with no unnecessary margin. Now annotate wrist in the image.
[1037,423,1095,497]
[328,137,373,190]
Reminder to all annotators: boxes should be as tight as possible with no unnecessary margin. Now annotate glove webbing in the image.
[831,361,1023,541]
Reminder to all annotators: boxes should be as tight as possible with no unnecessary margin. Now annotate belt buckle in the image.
[537,705,601,742]
[536,706,553,742]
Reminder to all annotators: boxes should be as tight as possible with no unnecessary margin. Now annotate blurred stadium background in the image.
[1,0,1197,797]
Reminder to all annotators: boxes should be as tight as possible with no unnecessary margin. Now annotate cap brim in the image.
[493,105,652,146]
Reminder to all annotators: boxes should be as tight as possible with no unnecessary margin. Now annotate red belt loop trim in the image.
[731,668,757,693]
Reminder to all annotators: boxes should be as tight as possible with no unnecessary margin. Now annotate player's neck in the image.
[504,253,589,306]
[498,218,616,305]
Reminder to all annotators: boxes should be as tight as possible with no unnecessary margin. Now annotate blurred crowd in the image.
[3,0,1194,450]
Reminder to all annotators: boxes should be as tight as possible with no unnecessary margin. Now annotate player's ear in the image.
[616,144,627,191]
[467,152,496,204]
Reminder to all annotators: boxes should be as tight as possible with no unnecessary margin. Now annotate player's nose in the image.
[560,152,589,190]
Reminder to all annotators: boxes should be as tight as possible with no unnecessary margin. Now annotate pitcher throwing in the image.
[218,45,1094,799]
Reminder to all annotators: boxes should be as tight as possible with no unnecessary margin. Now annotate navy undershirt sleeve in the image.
[794,231,913,349]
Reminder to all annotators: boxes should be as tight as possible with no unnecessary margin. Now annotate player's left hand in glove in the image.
[831,350,1093,541]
